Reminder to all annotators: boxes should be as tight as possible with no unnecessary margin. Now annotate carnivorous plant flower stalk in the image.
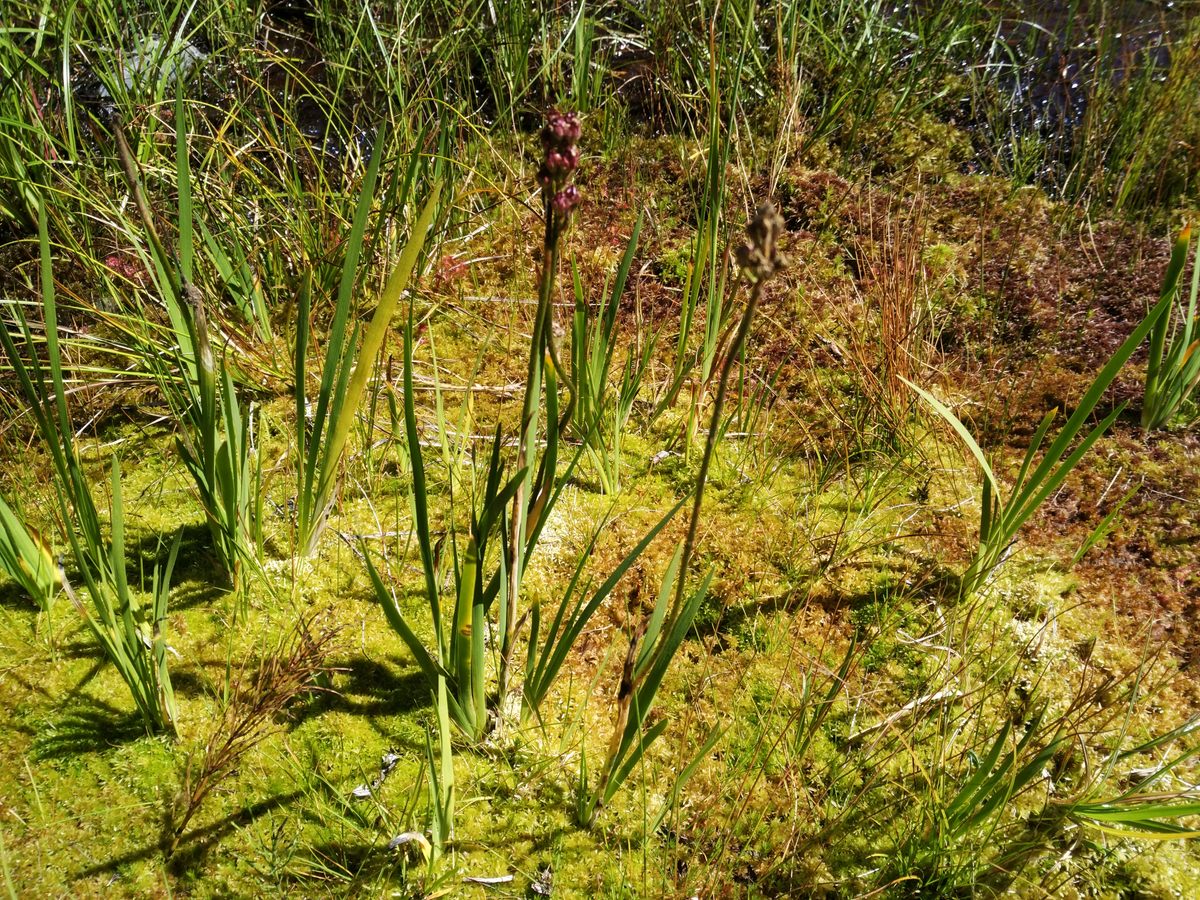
[500,111,583,711]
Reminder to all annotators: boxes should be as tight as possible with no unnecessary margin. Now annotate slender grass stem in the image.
[672,276,763,623]
[672,200,786,622]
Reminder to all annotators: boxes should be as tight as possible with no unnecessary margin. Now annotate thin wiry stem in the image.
[672,200,786,623]
[671,276,764,623]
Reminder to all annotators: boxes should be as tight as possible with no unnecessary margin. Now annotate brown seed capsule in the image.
[735,201,788,282]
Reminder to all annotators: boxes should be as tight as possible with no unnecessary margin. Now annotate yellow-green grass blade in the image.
[313,182,442,543]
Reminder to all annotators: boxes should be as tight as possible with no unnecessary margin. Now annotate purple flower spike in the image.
[553,185,581,215]
[560,113,581,144]
[542,111,582,152]
[538,109,582,230]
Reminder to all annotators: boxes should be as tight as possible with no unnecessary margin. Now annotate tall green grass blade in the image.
[363,549,442,687]
[1144,228,1200,428]
[402,305,442,641]
[1002,406,1123,539]
[314,181,441,511]
[902,378,1000,495]
[297,135,386,552]
[451,536,481,735]
[0,494,59,613]
[635,544,682,678]
[652,721,727,831]
[1071,796,1200,840]
[1072,481,1139,566]
[606,717,670,806]
[313,181,443,534]
[944,724,1012,825]
[469,587,486,736]
[523,495,687,717]
[175,84,193,284]
[1143,232,1191,414]
[1009,409,1057,499]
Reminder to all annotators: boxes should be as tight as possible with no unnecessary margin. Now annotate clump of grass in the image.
[365,337,518,742]
[1060,18,1200,214]
[110,105,256,594]
[850,193,936,429]
[653,53,740,430]
[1143,225,1200,430]
[368,112,588,744]
[568,213,652,493]
[294,137,442,556]
[1,197,180,735]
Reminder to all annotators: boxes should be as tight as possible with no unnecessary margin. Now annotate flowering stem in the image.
[671,201,786,625]
[500,206,559,709]
[498,110,584,729]
[671,276,764,623]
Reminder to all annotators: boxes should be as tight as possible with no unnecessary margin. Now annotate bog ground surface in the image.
[1,1,1200,897]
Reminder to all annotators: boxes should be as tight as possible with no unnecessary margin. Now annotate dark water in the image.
[64,0,1193,175]
[957,1,1187,177]
[68,0,375,173]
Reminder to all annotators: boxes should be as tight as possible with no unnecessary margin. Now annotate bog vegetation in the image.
[1,0,1199,896]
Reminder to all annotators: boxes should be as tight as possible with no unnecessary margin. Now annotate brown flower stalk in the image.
[671,201,788,623]
[167,615,339,857]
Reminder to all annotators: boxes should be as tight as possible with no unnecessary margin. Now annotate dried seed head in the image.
[734,201,788,282]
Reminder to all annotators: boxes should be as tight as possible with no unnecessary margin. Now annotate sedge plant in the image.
[500,112,676,729]
[294,136,442,556]
[653,41,745,429]
[1142,225,1200,430]
[0,197,180,734]
[110,103,255,594]
[522,496,688,723]
[906,230,1182,596]
[575,546,711,827]
[881,642,1200,894]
